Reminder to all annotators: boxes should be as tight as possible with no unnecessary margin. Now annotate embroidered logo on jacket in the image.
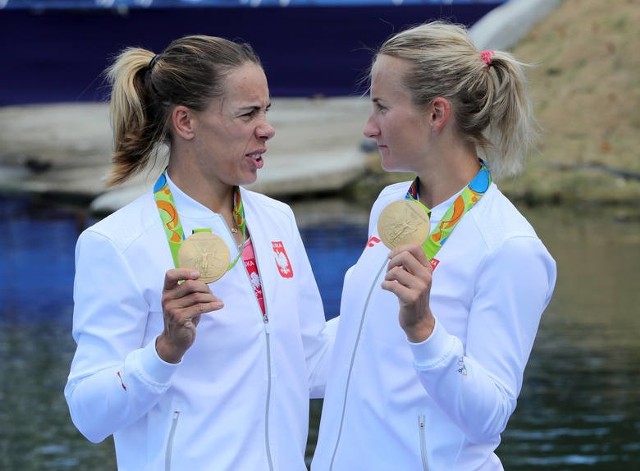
[272,241,293,278]
[366,236,381,248]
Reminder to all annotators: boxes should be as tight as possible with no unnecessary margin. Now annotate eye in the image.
[372,99,387,113]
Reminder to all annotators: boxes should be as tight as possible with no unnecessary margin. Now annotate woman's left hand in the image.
[381,244,435,343]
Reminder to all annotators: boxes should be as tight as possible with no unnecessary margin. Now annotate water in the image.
[1,194,639,470]
[496,206,640,469]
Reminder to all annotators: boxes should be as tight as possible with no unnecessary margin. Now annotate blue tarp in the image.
[0,0,504,103]
[1,0,505,10]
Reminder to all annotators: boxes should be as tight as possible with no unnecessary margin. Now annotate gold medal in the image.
[178,232,231,283]
[377,199,431,249]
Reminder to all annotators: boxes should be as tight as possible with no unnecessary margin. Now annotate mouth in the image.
[246,150,265,169]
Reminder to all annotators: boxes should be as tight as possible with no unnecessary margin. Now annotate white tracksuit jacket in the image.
[65,179,334,470]
[312,181,556,470]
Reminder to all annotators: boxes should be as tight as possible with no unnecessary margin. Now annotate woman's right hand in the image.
[156,268,224,363]
[381,244,435,343]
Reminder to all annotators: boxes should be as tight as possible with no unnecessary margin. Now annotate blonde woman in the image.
[313,21,556,470]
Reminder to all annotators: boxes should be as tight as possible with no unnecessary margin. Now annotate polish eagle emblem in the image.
[272,241,293,279]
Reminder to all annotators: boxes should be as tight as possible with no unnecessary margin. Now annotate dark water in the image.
[1,195,639,470]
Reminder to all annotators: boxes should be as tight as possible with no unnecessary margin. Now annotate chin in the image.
[239,173,258,186]
[381,155,399,172]
[381,156,414,174]
[381,162,406,173]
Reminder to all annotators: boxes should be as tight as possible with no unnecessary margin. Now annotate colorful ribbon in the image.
[153,171,246,272]
[405,162,492,260]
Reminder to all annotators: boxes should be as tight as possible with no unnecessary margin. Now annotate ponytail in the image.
[106,47,166,186]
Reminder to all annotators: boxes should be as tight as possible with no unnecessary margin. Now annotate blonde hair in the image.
[377,21,538,178]
[105,35,261,186]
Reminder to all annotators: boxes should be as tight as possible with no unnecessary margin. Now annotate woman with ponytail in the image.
[65,35,334,470]
[313,21,556,470]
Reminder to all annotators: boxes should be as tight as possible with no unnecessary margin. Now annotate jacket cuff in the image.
[408,317,457,370]
[136,339,180,387]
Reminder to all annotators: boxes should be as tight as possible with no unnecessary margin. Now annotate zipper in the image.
[239,229,274,471]
[264,319,274,471]
[328,259,388,470]
[418,415,429,471]
[164,410,180,471]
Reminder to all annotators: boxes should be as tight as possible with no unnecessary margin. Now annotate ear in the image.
[429,97,452,134]
[170,105,196,140]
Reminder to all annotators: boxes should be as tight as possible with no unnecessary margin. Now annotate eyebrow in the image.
[238,102,272,113]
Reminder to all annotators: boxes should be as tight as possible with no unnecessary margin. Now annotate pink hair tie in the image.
[480,49,495,66]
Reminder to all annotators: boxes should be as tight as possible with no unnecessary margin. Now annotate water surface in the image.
[1,195,638,470]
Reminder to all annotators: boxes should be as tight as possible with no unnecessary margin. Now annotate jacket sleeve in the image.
[409,236,556,442]
[290,219,338,399]
[64,229,178,443]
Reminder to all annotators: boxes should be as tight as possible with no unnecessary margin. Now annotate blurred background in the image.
[1,0,639,469]
[0,0,503,104]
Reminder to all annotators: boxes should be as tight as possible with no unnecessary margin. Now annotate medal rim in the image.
[377,199,431,249]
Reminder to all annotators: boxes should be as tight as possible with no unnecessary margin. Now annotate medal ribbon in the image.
[153,172,246,271]
[405,163,492,259]
[232,188,247,241]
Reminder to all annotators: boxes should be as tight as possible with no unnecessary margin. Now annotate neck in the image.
[167,162,234,216]
[417,153,481,209]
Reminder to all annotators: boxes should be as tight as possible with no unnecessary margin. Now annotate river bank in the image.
[0,97,374,214]
[497,0,640,207]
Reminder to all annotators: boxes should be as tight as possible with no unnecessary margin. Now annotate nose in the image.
[257,119,275,141]
[363,114,379,139]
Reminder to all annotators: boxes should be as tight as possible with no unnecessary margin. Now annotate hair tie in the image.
[148,54,160,71]
[480,50,495,66]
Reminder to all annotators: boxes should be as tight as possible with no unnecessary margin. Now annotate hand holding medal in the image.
[378,201,435,344]
[153,172,241,363]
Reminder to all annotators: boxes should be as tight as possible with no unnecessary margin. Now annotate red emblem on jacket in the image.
[366,236,381,248]
[272,241,293,278]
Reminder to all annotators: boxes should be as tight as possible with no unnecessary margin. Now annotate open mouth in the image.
[246,151,265,169]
